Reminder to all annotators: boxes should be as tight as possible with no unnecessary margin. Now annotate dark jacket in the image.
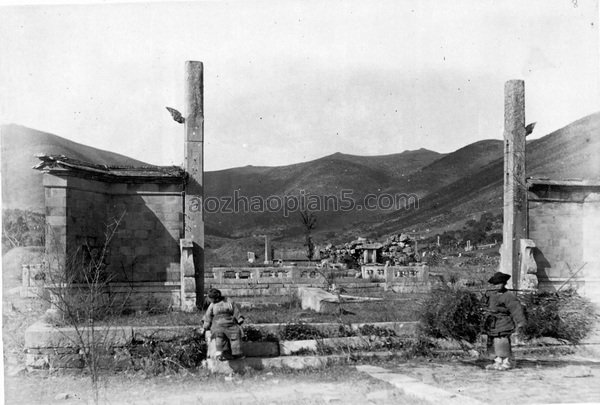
[202,298,243,332]
[483,289,526,337]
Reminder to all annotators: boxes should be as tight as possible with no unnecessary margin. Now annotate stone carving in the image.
[519,238,538,290]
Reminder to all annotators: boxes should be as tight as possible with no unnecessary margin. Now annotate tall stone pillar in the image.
[182,61,205,309]
[500,80,527,290]
[264,235,272,265]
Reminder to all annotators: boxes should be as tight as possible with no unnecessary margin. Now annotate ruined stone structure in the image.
[501,79,600,303]
[33,60,205,311]
[528,179,600,302]
[35,155,186,309]
[181,61,205,310]
[500,80,528,290]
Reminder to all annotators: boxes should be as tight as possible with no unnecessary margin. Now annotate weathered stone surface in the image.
[562,366,593,378]
[183,277,196,292]
[207,355,334,374]
[279,336,392,355]
[54,392,78,400]
[26,353,49,369]
[297,287,339,312]
[243,341,279,357]
[366,390,390,402]
[206,337,279,358]
[25,321,133,348]
[350,321,418,335]
[357,365,485,405]
[49,354,85,369]
[279,339,318,356]
[6,366,27,376]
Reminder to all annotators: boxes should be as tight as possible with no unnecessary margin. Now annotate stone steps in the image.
[206,350,398,374]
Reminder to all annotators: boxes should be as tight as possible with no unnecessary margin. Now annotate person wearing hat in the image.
[482,272,526,370]
[200,288,246,361]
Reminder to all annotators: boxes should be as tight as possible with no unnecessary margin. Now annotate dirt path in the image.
[3,365,426,405]
[6,355,600,405]
[393,355,600,405]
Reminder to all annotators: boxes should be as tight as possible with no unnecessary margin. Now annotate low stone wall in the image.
[361,264,429,283]
[25,322,198,370]
[43,282,182,313]
[24,320,418,370]
[207,282,386,298]
[361,264,431,293]
[211,266,326,283]
[207,265,381,297]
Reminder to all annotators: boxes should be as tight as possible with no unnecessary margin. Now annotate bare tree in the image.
[42,213,131,404]
[300,210,317,262]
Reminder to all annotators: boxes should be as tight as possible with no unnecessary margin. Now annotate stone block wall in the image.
[582,193,600,303]
[528,187,600,303]
[529,201,584,282]
[42,173,184,309]
[64,177,110,280]
[361,264,429,283]
[44,175,69,271]
[108,185,182,283]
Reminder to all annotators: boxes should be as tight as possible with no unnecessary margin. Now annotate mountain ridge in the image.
[2,111,599,245]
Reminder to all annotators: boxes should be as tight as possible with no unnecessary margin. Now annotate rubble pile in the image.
[318,233,420,268]
[380,233,419,265]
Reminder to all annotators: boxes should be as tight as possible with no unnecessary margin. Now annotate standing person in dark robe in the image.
[483,272,526,370]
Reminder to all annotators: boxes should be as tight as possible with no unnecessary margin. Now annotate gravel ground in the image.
[393,355,600,405]
[3,364,427,405]
[6,354,600,405]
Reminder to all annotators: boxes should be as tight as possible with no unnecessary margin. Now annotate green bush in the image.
[418,287,483,344]
[521,289,598,344]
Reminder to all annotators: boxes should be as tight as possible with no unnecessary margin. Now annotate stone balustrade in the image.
[211,266,326,284]
[361,264,429,283]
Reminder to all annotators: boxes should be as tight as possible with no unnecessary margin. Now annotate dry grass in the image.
[2,246,49,363]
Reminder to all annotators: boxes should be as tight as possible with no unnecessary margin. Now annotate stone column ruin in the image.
[264,235,272,264]
[500,80,528,290]
[180,61,205,310]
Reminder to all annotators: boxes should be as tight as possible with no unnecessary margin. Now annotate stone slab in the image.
[205,351,400,374]
[356,365,484,405]
[297,287,339,312]
[206,338,279,358]
[279,336,368,355]
[206,354,335,374]
[25,321,133,349]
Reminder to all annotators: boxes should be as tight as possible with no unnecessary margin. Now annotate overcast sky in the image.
[1,0,598,170]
